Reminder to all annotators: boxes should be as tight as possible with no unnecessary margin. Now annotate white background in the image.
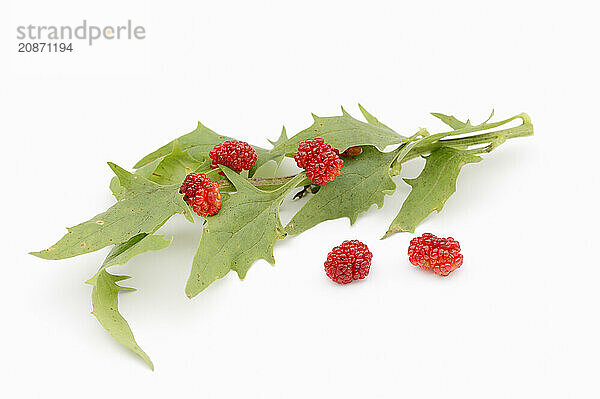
[1,0,599,398]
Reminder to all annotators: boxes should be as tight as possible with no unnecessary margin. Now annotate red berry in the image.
[408,233,463,276]
[179,173,222,217]
[209,140,257,173]
[324,240,373,284]
[294,138,344,186]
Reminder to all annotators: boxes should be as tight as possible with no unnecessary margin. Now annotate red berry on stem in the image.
[408,233,463,276]
[294,138,344,186]
[179,173,222,217]
[324,240,373,284]
[209,140,257,173]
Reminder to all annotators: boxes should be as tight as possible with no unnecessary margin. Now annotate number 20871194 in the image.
[18,42,73,53]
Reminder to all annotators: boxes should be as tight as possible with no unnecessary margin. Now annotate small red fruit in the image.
[179,173,222,217]
[408,233,463,276]
[340,146,363,157]
[209,140,257,173]
[294,138,344,186]
[324,240,373,284]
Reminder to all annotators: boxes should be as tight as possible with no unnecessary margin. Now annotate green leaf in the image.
[265,126,288,171]
[431,112,470,130]
[147,140,208,185]
[420,112,530,148]
[88,270,154,369]
[267,126,288,147]
[185,167,306,298]
[31,163,189,260]
[270,107,406,156]
[134,122,228,168]
[85,233,171,371]
[431,110,496,131]
[101,233,173,268]
[383,147,482,238]
[286,144,416,235]
[358,103,394,131]
[110,141,210,199]
[133,122,279,177]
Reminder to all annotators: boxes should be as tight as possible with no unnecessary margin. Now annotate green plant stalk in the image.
[216,175,312,192]
[219,114,533,192]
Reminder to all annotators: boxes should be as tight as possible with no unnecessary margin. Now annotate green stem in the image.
[217,175,311,192]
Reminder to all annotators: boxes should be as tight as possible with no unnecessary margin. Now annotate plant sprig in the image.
[31,105,533,369]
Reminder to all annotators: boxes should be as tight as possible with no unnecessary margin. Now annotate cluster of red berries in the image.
[408,233,463,276]
[209,140,257,173]
[324,240,373,284]
[294,138,345,186]
[179,173,222,217]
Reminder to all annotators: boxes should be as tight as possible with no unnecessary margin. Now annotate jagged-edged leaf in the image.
[267,126,288,147]
[88,271,154,369]
[431,110,496,131]
[407,112,532,162]
[146,141,208,185]
[286,143,417,235]
[84,233,171,370]
[185,167,306,298]
[358,104,394,131]
[421,113,530,147]
[133,122,228,168]
[110,141,210,199]
[265,127,288,171]
[431,112,470,130]
[383,147,482,238]
[110,158,161,200]
[133,122,280,176]
[270,107,406,156]
[31,164,189,260]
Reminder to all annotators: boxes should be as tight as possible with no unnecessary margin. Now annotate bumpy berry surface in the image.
[179,173,222,217]
[209,140,257,173]
[294,138,344,186]
[408,233,463,276]
[324,240,373,284]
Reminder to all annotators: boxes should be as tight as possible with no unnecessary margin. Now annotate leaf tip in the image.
[29,247,57,260]
[380,229,394,239]
[184,280,201,299]
[107,162,127,177]
[381,226,413,239]
[265,253,276,265]
[358,103,372,119]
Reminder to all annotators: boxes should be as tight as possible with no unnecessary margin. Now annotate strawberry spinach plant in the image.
[32,105,533,369]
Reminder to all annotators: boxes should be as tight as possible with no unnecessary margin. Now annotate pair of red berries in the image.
[208,137,347,186]
[180,138,348,217]
[208,138,351,183]
[179,140,257,217]
[324,233,463,284]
